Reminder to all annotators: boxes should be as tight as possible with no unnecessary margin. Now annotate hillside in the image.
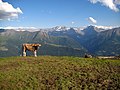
[0,26,120,57]
[0,56,120,90]
[0,29,87,57]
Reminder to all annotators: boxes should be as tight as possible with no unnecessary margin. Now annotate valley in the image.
[0,25,120,57]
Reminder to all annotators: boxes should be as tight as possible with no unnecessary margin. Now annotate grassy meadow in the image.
[0,56,120,90]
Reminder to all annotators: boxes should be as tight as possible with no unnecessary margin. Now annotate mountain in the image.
[0,28,87,57]
[93,27,120,55]
[78,26,120,55]
[0,25,120,57]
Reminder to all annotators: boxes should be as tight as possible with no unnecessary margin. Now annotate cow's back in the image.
[22,44,34,51]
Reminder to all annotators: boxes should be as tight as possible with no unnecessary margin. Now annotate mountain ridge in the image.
[0,25,120,57]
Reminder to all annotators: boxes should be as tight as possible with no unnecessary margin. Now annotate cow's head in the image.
[33,44,41,50]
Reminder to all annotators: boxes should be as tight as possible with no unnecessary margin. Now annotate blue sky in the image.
[0,0,120,28]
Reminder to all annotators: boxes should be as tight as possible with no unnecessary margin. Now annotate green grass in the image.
[0,56,120,90]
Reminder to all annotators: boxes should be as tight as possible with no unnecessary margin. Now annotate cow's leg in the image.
[34,51,37,57]
[22,45,27,57]
[23,51,26,57]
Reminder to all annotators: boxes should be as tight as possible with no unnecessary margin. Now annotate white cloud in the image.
[89,0,120,12]
[0,0,23,21]
[71,21,75,24]
[87,17,97,24]
[94,25,114,29]
[114,0,120,5]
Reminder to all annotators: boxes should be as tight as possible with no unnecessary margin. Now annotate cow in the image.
[22,43,41,57]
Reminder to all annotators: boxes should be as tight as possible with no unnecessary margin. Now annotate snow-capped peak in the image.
[52,26,70,31]
[0,26,39,32]
[0,26,37,30]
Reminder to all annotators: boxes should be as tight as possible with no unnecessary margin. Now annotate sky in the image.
[0,0,120,28]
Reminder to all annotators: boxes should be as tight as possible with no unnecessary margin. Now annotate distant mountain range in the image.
[0,25,120,57]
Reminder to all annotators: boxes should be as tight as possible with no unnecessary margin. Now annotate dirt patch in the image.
[0,62,20,72]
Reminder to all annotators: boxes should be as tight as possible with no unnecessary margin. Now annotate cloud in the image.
[71,21,75,24]
[94,25,114,29]
[0,0,23,21]
[114,0,120,5]
[89,0,120,12]
[87,17,97,24]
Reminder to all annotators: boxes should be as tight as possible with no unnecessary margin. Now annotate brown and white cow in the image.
[22,43,41,57]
